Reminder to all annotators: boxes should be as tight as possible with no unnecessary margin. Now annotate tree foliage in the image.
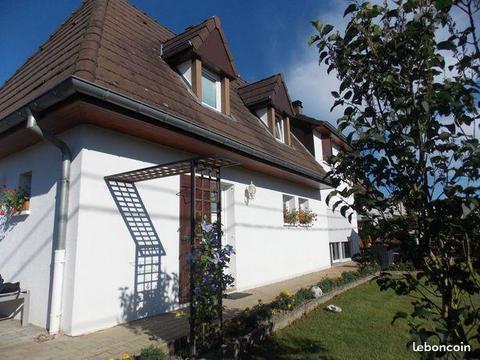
[311,0,479,356]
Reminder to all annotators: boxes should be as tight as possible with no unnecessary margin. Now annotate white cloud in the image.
[285,2,479,138]
[285,6,348,126]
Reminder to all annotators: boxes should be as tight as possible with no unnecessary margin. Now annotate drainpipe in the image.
[26,108,72,335]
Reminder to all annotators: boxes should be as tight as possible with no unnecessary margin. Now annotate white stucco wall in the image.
[313,130,360,258]
[221,167,332,291]
[1,124,359,335]
[64,126,190,335]
[0,129,84,329]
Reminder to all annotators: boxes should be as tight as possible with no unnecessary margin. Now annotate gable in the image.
[271,77,295,117]
[162,17,237,78]
[196,28,236,78]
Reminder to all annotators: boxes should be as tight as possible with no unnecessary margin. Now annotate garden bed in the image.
[204,270,377,359]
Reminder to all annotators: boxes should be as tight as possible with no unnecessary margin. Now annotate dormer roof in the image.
[162,16,238,79]
[238,74,295,117]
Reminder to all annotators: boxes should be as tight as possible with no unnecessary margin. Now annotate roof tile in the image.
[0,0,327,182]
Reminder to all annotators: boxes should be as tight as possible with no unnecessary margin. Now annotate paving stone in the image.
[0,263,355,359]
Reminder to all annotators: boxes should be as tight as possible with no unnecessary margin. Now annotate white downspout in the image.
[26,108,71,335]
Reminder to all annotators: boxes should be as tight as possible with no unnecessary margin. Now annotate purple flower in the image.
[201,222,213,233]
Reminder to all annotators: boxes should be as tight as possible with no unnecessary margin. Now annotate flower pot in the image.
[22,200,30,211]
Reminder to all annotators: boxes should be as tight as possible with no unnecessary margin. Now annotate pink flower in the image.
[0,210,5,216]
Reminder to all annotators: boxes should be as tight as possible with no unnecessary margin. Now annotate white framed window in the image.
[330,241,351,262]
[275,116,284,142]
[299,198,309,211]
[202,68,221,111]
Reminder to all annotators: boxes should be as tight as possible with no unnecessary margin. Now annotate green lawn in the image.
[245,281,420,360]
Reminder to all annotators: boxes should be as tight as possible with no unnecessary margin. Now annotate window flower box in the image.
[283,209,298,225]
[0,187,31,217]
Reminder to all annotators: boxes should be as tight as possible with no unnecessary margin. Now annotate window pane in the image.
[275,118,284,141]
[343,242,351,258]
[202,73,217,108]
[282,194,294,211]
[332,243,340,260]
[299,198,309,210]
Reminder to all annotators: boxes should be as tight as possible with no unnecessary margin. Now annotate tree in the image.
[310,0,480,356]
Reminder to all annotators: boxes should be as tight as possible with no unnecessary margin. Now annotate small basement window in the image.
[202,68,221,111]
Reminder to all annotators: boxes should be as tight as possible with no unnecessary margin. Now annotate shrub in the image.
[293,287,314,305]
[384,261,416,272]
[316,278,337,293]
[352,249,381,275]
[272,290,295,311]
[138,346,169,360]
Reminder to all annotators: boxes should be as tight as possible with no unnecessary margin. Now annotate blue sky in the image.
[0,0,349,124]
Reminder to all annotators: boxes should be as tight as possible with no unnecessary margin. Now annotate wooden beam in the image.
[221,77,230,115]
[192,58,202,100]
[284,116,291,145]
[267,107,276,138]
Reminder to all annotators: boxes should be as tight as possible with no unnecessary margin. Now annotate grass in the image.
[245,280,421,360]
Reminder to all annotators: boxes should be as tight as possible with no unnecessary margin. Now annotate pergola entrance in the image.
[105,155,238,354]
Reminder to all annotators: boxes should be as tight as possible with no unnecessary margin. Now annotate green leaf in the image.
[461,203,472,219]
[325,190,338,206]
[310,20,322,33]
[321,24,334,36]
[344,3,358,17]
[437,40,456,51]
[434,0,452,10]
[340,205,349,217]
[308,34,320,46]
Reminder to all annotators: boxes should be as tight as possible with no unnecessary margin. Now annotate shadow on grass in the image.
[243,335,336,360]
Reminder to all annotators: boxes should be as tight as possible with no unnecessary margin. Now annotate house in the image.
[0,0,359,336]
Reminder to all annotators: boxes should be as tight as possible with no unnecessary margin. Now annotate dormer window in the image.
[201,68,221,111]
[238,74,294,146]
[163,16,237,116]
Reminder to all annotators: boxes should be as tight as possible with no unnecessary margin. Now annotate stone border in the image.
[208,273,377,359]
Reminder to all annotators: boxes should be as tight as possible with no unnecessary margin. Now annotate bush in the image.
[272,290,295,311]
[316,278,337,293]
[139,347,169,360]
[294,287,314,305]
[352,249,379,273]
[340,271,361,283]
[384,261,416,272]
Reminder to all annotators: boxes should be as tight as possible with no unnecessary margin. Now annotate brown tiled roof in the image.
[0,0,327,183]
[238,74,295,117]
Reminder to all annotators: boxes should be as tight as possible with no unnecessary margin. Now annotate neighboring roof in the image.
[162,16,237,78]
[294,113,348,145]
[0,0,328,185]
[238,74,295,117]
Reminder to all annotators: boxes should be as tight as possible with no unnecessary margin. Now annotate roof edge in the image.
[0,76,332,188]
